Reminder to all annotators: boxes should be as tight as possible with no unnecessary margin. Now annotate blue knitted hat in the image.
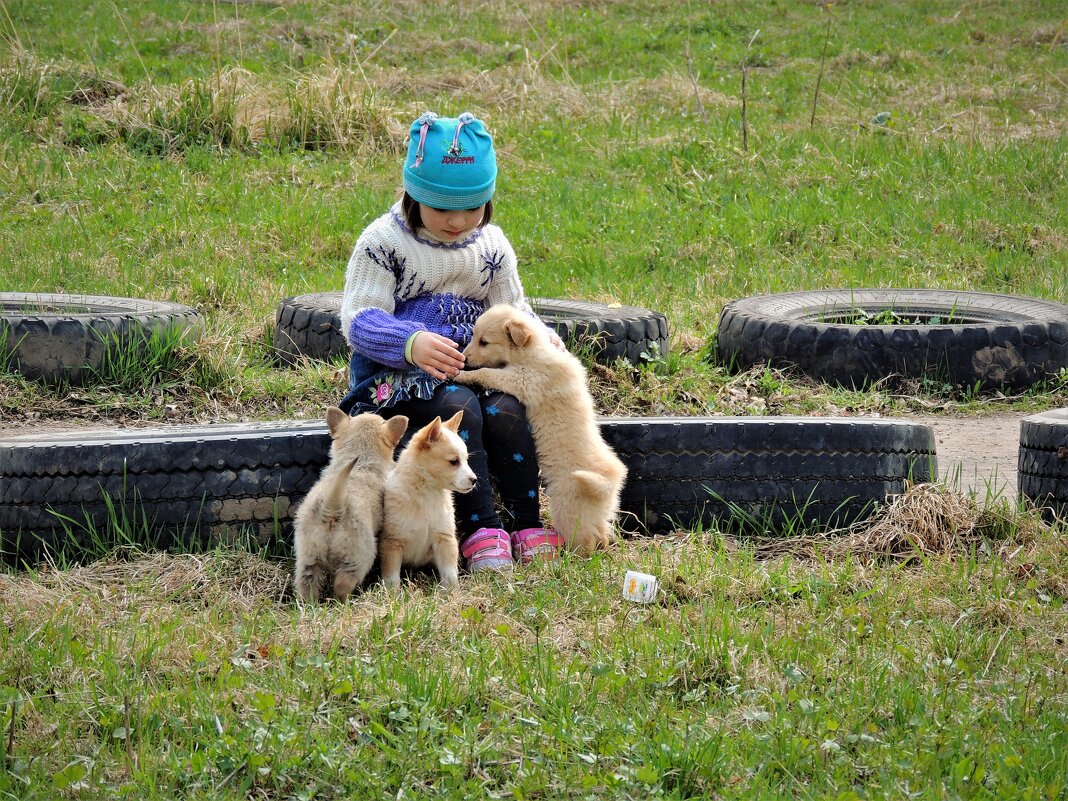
[402,112,497,210]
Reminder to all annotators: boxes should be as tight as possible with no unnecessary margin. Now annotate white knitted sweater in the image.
[340,202,534,368]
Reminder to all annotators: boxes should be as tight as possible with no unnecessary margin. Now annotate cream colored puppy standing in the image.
[293,408,408,601]
[380,411,477,590]
[453,305,627,554]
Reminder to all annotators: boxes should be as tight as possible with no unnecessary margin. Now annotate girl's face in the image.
[418,204,485,241]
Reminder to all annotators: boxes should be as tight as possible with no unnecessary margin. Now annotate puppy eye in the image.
[449,458,460,466]
[478,338,488,347]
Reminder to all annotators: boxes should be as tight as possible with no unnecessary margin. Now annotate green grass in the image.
[1,2,1067,797]
[1,520,1065,799]
[0,0,1065,419]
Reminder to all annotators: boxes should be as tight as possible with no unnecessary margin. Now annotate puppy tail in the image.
[572,469,614,499]
[323,457,359,519]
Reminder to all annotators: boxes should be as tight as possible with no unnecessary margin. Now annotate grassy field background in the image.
[1,1,1067,798]
[1,0,1067,419]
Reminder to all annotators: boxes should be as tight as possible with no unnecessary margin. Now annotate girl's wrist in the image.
[404,331,422,365]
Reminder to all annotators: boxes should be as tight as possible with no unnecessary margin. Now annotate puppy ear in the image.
[443,410,464,433]
[382,415,408,449]
[418,417,443,449]
[325,406,348,438]
[505,318,533,347]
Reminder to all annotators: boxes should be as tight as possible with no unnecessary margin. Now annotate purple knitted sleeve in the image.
[348,308,426,370]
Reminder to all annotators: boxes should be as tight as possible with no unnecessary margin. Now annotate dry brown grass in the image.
[0,47,127,111]
[95,66,407,154]
[4,40,743,154]
[747,481,1046,564]
[0,547,584,657]
[0,549,290,614]
[0,550,292,680]
[371,61,728,119]
[587,357,873,419]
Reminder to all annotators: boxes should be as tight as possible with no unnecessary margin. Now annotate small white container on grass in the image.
[622,570,658,603]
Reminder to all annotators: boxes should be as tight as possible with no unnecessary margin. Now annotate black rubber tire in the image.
[1018,408,1068,521]
[528,298,670,366]
[603,416,936,535]
[0,293,203,385]
[1,415,934,565]
[716,289,1068,391]
[0,421,329,566]
[273,292,670,366]
[273,292,348,366]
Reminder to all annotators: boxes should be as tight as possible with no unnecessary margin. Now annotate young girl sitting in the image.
[338,111,563,574]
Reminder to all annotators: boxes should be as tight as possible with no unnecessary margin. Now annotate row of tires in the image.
[0,416,936,564]
[1,411,1066,566]
[0,293,670,383]
[5,289,1068,389]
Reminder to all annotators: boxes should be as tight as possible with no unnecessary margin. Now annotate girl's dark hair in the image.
[400,192,493,233]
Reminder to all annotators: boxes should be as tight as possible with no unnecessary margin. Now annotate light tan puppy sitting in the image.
[293,407,408,602]
[453,305,627,555]
[380,411,477,590]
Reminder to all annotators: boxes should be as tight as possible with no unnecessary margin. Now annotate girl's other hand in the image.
[411,332,465,380]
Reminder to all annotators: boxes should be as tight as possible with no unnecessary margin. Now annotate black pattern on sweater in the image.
[365,245,427,302]
[480,250,506,287]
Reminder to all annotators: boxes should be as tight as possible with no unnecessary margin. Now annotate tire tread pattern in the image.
[1017,408,1068,520]
[273,293,670,367]
[716,289,1068,390]
[2,416,935,563]
[1,293,203,385]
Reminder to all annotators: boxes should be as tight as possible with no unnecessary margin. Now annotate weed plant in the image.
[89,325,204,392]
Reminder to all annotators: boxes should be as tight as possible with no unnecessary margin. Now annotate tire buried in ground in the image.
[1,415,935,565]
[273,292,348,366]
[716,289,1068,391]
[529,298,670,366]
[0,293,203,385]
[1018,408,1068,521]
[0,421,330,566]
[273,292,669,367]
[604,416,936,534]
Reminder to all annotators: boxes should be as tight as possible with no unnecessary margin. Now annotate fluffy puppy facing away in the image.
[453,305,627,555]
[293,407,408,601]
[380,411,476,590]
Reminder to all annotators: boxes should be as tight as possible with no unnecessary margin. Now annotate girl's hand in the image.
[411,332,465,380]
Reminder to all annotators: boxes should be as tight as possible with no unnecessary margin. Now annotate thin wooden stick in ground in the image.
[741,30,760,151]
[124,692,136,771]
[686,41,709,123]
[810,14,833,127]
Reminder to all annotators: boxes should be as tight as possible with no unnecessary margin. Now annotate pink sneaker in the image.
[511,528,563,565]
[461,527,514,574]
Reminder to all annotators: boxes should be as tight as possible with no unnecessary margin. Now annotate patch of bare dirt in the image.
[902,412,1021,501]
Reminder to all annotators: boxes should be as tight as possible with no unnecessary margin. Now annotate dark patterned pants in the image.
[378,383,542,543]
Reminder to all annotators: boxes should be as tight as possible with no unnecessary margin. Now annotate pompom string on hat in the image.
[412,111,437,169]
[449,112,476,156]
